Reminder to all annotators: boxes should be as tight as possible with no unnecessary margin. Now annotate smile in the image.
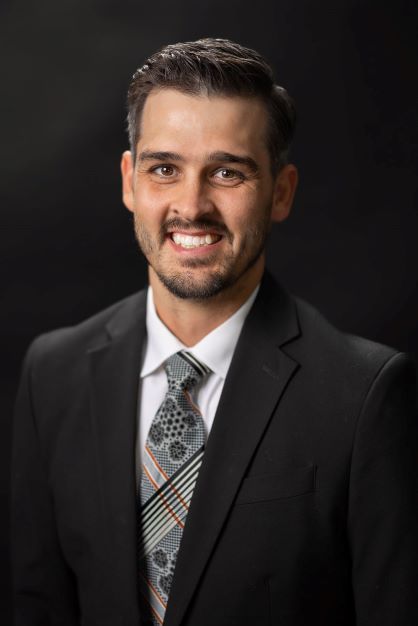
[170,233,221,249]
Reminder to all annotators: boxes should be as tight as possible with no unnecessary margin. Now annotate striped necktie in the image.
[138,350,210,625]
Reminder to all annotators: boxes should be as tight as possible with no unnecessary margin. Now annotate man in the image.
[11,38,418,626]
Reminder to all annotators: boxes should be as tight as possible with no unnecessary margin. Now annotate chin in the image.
[155,268,234,301]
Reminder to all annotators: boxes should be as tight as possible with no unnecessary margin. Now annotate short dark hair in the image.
[127,38,296,174]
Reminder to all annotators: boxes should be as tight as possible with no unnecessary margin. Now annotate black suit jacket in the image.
[11,274,418,626]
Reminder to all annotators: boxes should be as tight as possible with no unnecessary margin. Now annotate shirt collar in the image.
[140,284,259,380]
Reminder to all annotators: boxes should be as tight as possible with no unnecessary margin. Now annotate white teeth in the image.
[171,233,219,248]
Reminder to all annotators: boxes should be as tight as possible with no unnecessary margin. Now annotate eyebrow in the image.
[137,150,183,162]
[137,150,260,174]
[208,151,260,175]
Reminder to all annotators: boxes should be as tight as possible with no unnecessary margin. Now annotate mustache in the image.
[160,218,232,240]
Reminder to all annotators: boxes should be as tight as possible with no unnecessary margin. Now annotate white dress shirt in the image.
[135,285,259,480]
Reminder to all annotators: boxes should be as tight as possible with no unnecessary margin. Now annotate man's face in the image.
[121,88,293,300]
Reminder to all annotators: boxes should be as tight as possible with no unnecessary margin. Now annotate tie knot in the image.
[165,350,210,392]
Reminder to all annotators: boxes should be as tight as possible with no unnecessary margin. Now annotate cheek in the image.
[132,190,166,225]
[216,192,257,226]
[133,177,168,207]
[228,202,268,237]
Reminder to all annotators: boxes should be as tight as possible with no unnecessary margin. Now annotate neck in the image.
[149,260,264,346]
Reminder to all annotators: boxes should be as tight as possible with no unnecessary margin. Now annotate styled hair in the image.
[126,38,296,173]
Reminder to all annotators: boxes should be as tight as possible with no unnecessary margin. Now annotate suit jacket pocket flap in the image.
[235,464,317,505]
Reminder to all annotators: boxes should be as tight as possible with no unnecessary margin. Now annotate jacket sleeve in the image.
[11,337,80,626]
[348,352,418,625]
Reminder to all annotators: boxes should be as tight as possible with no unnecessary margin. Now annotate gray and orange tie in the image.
[138,350,210,625]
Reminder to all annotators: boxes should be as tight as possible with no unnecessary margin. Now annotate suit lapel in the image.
[164,275,301,626]
[88,291,147,618]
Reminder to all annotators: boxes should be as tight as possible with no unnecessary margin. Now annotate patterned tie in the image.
[138,350,210,625]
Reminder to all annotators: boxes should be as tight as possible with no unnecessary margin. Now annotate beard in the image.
[133,215,270,301]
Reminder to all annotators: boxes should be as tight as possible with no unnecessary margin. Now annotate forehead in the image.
[138,88,270,158]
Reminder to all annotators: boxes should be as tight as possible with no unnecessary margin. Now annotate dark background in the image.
[1,0,417,622]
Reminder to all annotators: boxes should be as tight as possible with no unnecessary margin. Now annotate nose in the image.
[170,175,215,221]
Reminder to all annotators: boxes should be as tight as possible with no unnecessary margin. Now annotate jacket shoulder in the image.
[27,289,146,365]
[293,295,400,376]
[287,295,416,436]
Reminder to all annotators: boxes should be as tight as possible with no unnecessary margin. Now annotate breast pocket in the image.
[235,464,317,505]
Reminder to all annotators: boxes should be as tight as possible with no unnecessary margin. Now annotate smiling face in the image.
[121,88,296,302]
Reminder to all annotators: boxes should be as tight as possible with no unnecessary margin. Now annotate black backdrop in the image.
[1,0,417,621]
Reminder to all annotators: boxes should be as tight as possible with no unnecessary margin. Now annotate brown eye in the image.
[153,165,175,176]
[213,168,245,183]
[219,169,234,178]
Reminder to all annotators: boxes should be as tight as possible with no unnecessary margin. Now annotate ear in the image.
[271,164,298,223]
[120,150,135,212]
